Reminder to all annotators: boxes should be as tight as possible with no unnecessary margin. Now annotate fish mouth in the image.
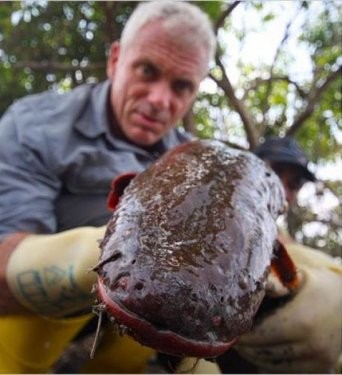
[97,278,236,358]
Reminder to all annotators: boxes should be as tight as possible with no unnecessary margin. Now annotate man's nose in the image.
[147,81,172,110]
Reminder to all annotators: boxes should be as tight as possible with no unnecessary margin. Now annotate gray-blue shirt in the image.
[0,80,191,237]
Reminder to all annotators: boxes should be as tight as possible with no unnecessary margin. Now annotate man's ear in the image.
[106,41,120,79]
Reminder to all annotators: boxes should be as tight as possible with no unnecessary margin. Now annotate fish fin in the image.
[255,241,301,321]
[107,172,137,211]
[270,239,300,292]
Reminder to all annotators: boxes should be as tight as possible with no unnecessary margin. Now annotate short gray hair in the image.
[120,1,216,69]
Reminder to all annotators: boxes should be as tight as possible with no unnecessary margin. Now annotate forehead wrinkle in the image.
[136,40,205,80]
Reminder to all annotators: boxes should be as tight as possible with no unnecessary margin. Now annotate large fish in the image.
[94,140,298,358]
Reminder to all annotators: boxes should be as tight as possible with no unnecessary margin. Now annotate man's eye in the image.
[172,80,194,95]
[137,63,157,79]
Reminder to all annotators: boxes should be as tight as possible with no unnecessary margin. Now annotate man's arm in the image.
[0,103,63,237]
[0,233,31,314]
[0,103,62,314]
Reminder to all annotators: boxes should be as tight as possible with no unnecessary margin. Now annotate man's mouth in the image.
[132,112,163,133]
[133,102,170,129]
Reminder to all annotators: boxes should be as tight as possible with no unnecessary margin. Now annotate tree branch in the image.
[261,15,294,118]
[244,76,307,99]
[211,55,258,149]
[211,1,260,148]
[214,1,241,35]
[182,107,196,135]
[287,65,342,136]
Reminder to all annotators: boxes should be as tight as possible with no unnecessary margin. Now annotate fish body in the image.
[96,140,288,357]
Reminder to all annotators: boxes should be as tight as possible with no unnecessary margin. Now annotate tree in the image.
[0,1,340,256]
[0,1,137,115]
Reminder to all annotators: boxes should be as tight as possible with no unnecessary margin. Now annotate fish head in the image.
[95,140,296,357]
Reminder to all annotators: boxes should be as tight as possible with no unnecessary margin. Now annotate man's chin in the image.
[127,128,163,147]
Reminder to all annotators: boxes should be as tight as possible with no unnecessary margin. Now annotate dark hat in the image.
[254,136,316,181]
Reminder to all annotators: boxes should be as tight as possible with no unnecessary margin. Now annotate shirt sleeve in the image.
[0,105,61,237]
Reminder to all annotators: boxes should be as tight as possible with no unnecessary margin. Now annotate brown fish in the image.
[95,140,298,358]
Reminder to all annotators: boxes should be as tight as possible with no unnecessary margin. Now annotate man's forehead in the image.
[123,20,209,76]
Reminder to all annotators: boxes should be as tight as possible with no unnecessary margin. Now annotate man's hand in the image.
[5,226,105,317]
[236,244,342,374]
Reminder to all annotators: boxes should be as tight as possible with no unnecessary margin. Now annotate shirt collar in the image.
[74,80,111,138]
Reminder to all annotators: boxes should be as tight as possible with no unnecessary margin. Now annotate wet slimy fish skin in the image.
[95,140,294,358]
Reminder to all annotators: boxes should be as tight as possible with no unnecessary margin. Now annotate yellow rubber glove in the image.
[0,313,93,373]
[176,357,221,374]
[6,226,105,317]
[81,329,155,374]
[236,243,342,374]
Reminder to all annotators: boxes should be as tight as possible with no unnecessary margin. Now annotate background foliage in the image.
[0,0,341,257]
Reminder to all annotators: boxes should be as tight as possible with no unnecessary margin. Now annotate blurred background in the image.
[0,0,341,257]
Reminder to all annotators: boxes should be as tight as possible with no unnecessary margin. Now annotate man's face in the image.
[271,163,306,205]
[107,21,208,146]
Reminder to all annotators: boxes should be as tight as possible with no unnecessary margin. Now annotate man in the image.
[0,2,219,373]
[220,136,341,373]
[254,136,316,205]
